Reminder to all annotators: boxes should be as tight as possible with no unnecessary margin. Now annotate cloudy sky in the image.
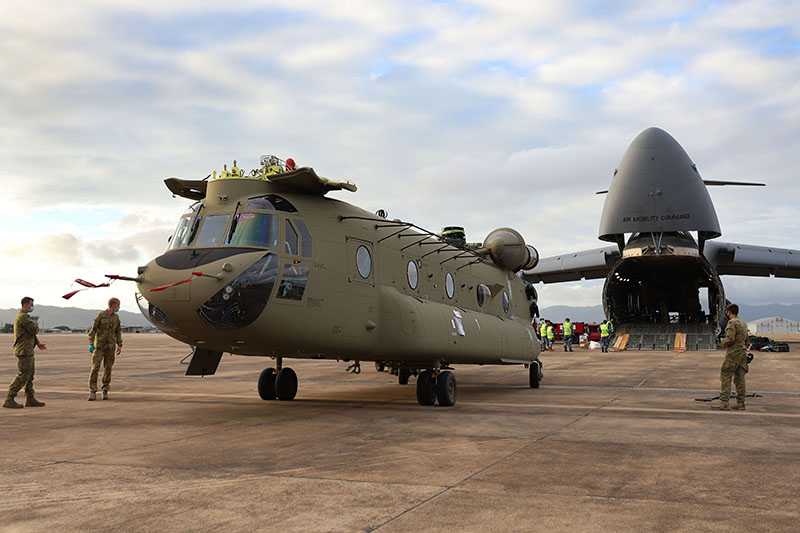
[1,0,799,312]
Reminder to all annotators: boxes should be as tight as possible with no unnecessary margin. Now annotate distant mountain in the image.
[541,304,800,323]
[0,305,149,330]
[738,304,800,322]
[540,305,605,323]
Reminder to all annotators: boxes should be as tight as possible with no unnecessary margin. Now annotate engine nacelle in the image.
[483,228,538,272]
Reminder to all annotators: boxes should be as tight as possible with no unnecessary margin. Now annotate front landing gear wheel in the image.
[529,361,541,389]
[416,370,436,406]
[275,367,298,401]
[258,368,277,400]
[436,371,457,407]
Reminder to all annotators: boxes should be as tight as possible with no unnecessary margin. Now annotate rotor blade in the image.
[595,190,608,194]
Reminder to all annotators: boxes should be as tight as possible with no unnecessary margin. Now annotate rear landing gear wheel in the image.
[416,370,436,406]
[258,368,277,400]
[436,371,457,407]
[529,361,541,389]
[398,367,411,385]
[375,361,385,373]
[275,367,298,401]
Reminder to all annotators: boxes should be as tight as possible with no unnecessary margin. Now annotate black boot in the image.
[25,395,45,407]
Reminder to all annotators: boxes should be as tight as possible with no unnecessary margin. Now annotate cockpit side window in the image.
[284,220,299,255]
[169,212,194,250]
[194,214,231,248]
[277,261,309,301]
[293,219,312,257]
[228,212,279,248]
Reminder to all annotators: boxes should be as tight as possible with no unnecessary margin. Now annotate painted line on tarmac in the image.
[36,388,800,418]
[462,401,800,419]
[538,384,800,397]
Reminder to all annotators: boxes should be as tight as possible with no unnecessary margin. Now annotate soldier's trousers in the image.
[7,355,35,398]
[89,348,116,392]
[720,354,747,402]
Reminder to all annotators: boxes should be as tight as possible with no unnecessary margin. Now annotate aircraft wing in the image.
[522,245,620,283]
[704,241,800,278]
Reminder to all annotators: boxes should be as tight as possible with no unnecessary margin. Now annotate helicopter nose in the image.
[136,249,273,339]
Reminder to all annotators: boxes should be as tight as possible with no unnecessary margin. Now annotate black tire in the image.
[258,368,277,400]
[416,370,436,406]
[398,367,411,385]
[436,371,457,407]
[275,367,298,401]
[529,361,541,389]
[375,361,385,373]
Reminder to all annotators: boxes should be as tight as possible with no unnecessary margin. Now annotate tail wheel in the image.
[275,367,298,401]
[416,370,436,406]
[436,371,457,407]
[258,368,277,400]
[529,361,541,389]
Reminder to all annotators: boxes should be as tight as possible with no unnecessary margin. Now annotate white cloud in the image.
[1,0,799,312]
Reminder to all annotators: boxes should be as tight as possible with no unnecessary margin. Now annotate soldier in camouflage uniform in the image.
[714,303,749,411]
[4,296,47,409]
[87,297,123,401]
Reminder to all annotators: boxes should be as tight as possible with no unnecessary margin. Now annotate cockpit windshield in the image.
[194,214,231,248]
[227,212,279,248]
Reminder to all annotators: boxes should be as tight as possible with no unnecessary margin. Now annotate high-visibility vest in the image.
[600,323,610,337]
[540,323,547,338]
[563,321,573,336]
[546,325,555,340]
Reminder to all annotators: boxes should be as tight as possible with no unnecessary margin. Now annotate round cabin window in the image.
[445,272,455,299]
[356,246,372,279]
[477,284,491,307]
[502,291,510,314]
[407,260,419,290]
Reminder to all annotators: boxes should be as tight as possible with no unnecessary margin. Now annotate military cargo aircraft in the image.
[132,157,542,407]
[524,127,800,350]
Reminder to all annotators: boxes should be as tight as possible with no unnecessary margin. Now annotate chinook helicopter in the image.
[130,156,542,407]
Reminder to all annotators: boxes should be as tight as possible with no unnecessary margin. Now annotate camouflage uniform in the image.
[719,317,748,406]
[88,311,122,393]
[6,311,39,401]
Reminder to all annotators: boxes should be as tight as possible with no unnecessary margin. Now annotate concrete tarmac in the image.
[1,334,799,532]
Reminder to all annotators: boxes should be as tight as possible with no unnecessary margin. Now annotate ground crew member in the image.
[715,303,749,411]
[546,322,555,351]
[4,297,47,409]
[539,320,548,345]
[600,320,610,353]
[563,318,574,352]
[87,297,123,401]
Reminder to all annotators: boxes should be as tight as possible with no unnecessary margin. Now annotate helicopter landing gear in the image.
[258,357,298,401]
[416,369,456,407]
[398,367,411,385]
[529,360,542,389]
[258,368,277,400]
[275,367,298,401]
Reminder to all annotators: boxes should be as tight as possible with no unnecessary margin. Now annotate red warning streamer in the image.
[148,271,208,293]
[62,279,111,300]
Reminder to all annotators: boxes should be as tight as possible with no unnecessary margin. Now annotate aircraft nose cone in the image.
[629,126,679,150]
[598,127,721,241]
